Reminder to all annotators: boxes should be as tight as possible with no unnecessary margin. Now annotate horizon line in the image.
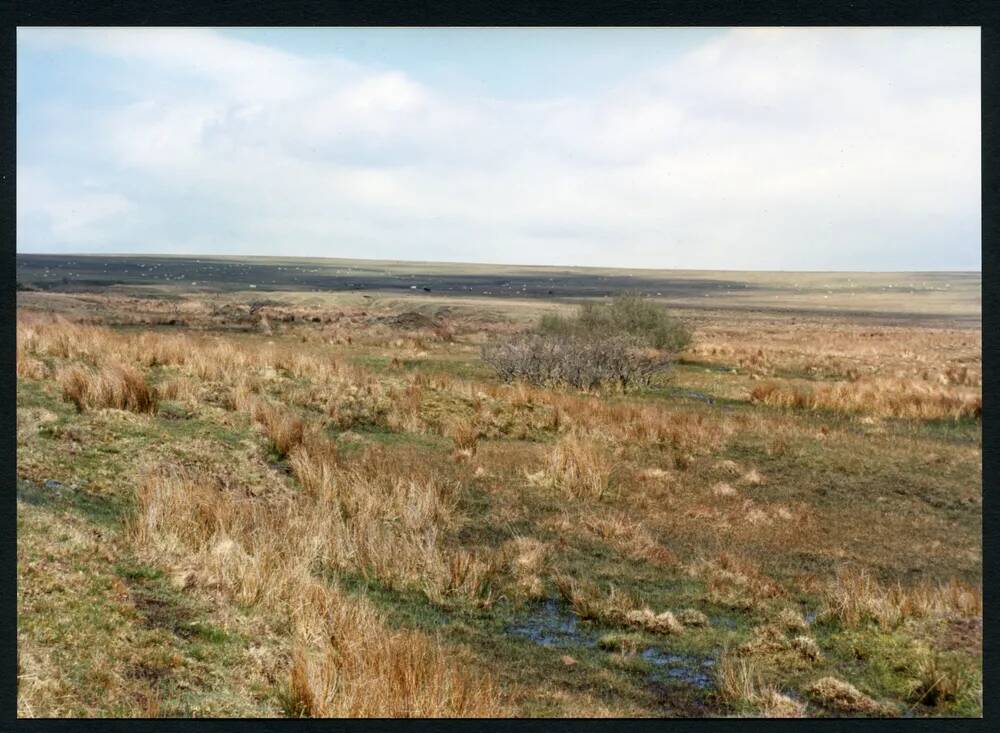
[14,251,983,276]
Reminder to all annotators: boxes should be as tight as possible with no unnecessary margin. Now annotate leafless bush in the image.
[482,333,673,390]
[483,294,688,390]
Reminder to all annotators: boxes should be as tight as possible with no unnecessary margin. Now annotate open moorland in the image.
[16,255,982,717]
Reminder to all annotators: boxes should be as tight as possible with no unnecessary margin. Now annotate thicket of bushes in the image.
[482,294,691,390]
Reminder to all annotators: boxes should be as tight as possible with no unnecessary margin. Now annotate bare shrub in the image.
[483,294,689,390]
[539,293,692,351]
[483,333,672,391]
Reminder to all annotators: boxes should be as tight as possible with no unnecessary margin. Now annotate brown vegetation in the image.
[130,463,506,717]
[749,378,981,420]
[56,363,158,413]
[820,568,982,630]
[15,282,982,718]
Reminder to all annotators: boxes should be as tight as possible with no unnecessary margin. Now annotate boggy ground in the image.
[16,275,981,718]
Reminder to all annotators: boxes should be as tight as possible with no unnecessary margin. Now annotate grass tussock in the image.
[687,554,785,611]
[714,651,805,717]
[283,624,505,717]
[554,575,636,626]
[130,463,507,717]
[554,576,691,634]
[537,433,618,500]
[750,378,981,421]
[805,676,889,716]
[907,652,976,708]
[56,363,158,414]
[288,438,340,498]
[582,512,677,567]
[821,568,982,630]
[249,400,306,458]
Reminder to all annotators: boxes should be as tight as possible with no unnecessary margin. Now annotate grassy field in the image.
[16,255,982,718]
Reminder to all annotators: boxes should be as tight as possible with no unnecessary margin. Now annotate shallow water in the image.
[641,648,715,689]
[507,599,716,690]
[506,599,600,648]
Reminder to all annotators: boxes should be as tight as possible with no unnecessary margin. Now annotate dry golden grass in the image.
[820,568,982,630]
[56,363,158,414]
[539,433,618,500]
[805,676,889,716]
[686,554,785,611]
[287,438,340,498]
[554,575,635,626]
[249,400,306,458]
[749,378,981,421]
[494,536,548,601]
[714,651,805,717]
[776,607,810,634]
[15,291,983,718]
[690,320,980,386]
[283,619,504,717]
[129,463,507,717]
[157,375,198,404]
[554,576,694,635]
[16,344,49,380]
[581,512,677,567]
[445,420,481,458]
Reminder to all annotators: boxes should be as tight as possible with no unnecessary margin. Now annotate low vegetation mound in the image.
[482,294,691,390]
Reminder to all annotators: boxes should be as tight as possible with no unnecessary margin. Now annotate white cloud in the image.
[17,27,980,269]
[17,167,135,246]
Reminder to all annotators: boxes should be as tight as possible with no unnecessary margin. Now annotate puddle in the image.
[711,615,738,630]
[641,648,715,689]
[508,599,716,691]
[507,599,599,648]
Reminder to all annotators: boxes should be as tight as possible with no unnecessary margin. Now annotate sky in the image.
[17,27,981,271]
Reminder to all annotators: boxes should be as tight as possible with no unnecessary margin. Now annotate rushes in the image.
[250,401,306,458]
[715,652,766,706]
[542,433,617,500]
[56,363,158,414]
[907,653,973,708]
[130,463,506,717]
[285,629,504,717]
[821,568,982,630]
[288,438,339,498]
[750,378,981,421]
[714,651,805,717]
